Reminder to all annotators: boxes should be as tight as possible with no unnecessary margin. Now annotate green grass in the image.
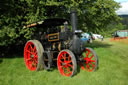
[0,39,128,85]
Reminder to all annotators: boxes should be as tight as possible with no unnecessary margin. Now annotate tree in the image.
[0,0,121,46]
[76,0,121,33]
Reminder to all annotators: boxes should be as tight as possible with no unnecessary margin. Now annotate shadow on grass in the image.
[76,64,100,75]
[0,45,24,58]
[77,65,81,74]
[0,59,3,64]
[85,40,112,49]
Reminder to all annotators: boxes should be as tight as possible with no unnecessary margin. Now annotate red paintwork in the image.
[57,51,73,77]
[80,48,96,72]
[24,41,38,71]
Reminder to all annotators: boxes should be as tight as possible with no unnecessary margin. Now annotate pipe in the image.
[71,9,77,33]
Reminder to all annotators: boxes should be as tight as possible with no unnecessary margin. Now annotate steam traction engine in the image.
[24,10,98,77]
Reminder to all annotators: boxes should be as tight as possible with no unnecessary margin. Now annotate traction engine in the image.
[23,10,98,77]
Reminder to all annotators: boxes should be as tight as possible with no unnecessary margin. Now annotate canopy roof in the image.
[23,18,68,28]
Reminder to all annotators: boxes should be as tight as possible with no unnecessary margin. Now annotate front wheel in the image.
[79,47,98,72]
[57,50,77,77]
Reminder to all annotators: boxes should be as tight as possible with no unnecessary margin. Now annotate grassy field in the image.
[0,39,128,85]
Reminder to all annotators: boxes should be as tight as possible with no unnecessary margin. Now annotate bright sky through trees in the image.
[114,0,128,15]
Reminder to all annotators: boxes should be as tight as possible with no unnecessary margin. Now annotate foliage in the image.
[120,15,128,30]
[98,23,125,37]
[0,0,121,46]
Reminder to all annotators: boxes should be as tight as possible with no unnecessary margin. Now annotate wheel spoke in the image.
[62,66,66,73]
[26,58,31,61]
[85,64,88,70]
[34,63,37,67]
[27,50,33,54]
[87,63,89,68]
[90,55,94,59]
[31,60,37,68]
[33,61,37,67]
[29,44,33,52]
[91,60,95,62]
[58,65,64,68]
[35,60,38,64]
[66,67,72,75]
[33,57,38,64]
[33,54,37,59]
[34,51,37,56]
[67,67,71,73]
[85,50,90,58]
[90,62,95,69]
[86,63,89,70]
[68,64,73,68]
[64,53,66,57]
[67,60,72,64]
[59,60,64,63]
[30,63,33,69]
[68,56,70,61]
[88,65,91,71]
[27,60,32,65]
[62,53,66,60]
[33,46,36,52]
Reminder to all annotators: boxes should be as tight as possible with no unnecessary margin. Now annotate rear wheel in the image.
[79,47,98,72]
[24,40,44,71]
[57,50,77,77]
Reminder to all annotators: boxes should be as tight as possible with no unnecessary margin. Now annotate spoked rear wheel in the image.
[24,40,44,71]
[57,50,77,77]
[80,47,98,72]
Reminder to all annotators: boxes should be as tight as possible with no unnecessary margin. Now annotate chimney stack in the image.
[71,9,77,33]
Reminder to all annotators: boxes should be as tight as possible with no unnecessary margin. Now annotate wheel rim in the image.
[57,51,74,77]
[24,41,38,71]
[80,48,96,72]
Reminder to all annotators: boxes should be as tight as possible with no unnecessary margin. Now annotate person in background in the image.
[101,36,104,41]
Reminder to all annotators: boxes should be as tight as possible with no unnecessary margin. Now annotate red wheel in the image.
[24,40,44,71]
[57,50,77,77]
[80,47,98,72]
